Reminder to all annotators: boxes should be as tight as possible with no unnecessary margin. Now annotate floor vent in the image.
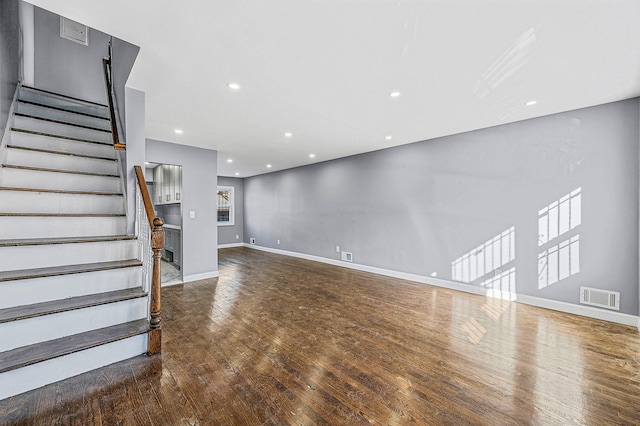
[580,287,620,310]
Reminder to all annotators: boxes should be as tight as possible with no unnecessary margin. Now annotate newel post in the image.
[148,217,164,355]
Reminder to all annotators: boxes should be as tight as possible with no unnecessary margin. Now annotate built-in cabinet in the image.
[153,164,182,205]
[163,226,181,269]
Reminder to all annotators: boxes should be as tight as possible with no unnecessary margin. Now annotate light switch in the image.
[189,211,195,219]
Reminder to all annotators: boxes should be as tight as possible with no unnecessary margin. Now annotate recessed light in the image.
[227,159,233,163]
[284,132,292,138]
[309,154,315,158]
[266,164,272,168]
[227,82,241,90]
[144,162,150,165]
[385,135,392,140]
[174,129,183,134]
[526,100,537,106]
[389,91,400,98]
[235,172,240,176]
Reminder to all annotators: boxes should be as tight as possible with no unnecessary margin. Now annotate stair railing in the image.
[103,39,125,151]
[134,165,164,355]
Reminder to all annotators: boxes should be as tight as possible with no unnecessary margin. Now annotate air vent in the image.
[341,251,353,262]
[60,16,88,45]
[580,287,620,310]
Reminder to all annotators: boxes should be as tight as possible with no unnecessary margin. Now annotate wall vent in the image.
[341,251,353,262]
[580,287,620,311]
[250,238,256,245]
[60,16,88,45]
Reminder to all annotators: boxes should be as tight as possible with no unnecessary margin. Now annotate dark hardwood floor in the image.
[2,247,640,425]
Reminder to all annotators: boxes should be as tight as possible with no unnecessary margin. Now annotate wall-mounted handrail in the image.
[134,165,164,354]
[103,39,125,151]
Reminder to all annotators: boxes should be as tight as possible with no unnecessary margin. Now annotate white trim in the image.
[517,294,638,327]
[218,243,244,249]
[217,186,235,226]
[244,244,640,328]
[182,271,219,283]
[161,279,183,287]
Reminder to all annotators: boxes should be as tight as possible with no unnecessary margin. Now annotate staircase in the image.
[0,86,150,400]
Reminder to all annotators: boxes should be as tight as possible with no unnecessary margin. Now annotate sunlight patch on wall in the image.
[538,188,581,246]
[537,188,581,289]
[451,226,515,283]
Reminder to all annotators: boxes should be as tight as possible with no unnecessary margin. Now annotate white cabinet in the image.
[153,165,181,205]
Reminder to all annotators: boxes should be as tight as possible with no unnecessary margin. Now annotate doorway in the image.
[144,162,183,285]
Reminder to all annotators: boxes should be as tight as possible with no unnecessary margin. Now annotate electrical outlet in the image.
[277,239,280,245]
[336,245,340,253]
[236,235,239,240]
[250,238,256,244]
[341,251,353,262]
[189,211,195,219]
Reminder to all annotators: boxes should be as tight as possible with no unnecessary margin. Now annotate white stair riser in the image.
[0,191,124,214]
[10,131,115,158]
[0,216,126,239]
[0,334,147,400]
[5,147,118,175]
[0,267,143,309]
[16,102,111,131]
[0,240,137,271]
[14,116,112,144]
[18,88,110,119]
[0,297,147,353]
[0,167,121,192]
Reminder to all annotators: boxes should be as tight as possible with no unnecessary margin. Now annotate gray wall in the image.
[124,87,145,236]
[217,176,244,245]
[156,203,182,228]
[244,99,640,316]
[110,37,139,135]
[34,7,109,104]
[146,139,218,281]
[0,0,20,138]
[33,6,138,117]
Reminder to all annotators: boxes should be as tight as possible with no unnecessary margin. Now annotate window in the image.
[217,186,234,226]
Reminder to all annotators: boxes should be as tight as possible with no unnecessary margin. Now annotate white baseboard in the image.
[161,279,183,287]
[244,243,639,328]
[517,294,639,327]
[182,271,219,283]
[218,243,244,249]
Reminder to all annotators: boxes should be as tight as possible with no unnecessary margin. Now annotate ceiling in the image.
[28,0,640,177]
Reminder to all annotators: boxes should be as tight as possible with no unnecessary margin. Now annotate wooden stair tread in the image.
[0,235,135,247]
[1,164,119,177]
[0,187,121,196]
[20,85,109,108]
[6,145,117,161]
[0,259,142,282]
[15,113,111,133]
[0,319,148,374]
[18,99,110,121]
[11,128,112,146]
[0,288,147,323]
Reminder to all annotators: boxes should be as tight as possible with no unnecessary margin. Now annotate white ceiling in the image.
[28,0,640,177]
